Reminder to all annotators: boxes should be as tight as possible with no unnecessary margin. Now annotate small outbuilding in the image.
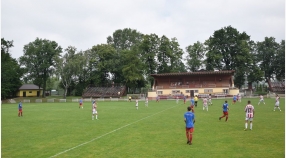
[17,84,43,97]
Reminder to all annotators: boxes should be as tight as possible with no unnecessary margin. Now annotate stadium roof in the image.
[19,84,42,90]
[150,70,235,77]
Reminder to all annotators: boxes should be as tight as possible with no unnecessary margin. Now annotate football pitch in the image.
[1,98,285,158]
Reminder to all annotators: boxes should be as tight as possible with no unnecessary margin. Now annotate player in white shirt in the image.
[145,98,148,107]
[135,99,139,110]
[176,96,179,104]
[237,93,241,102]
[203,97,208,111]
[244,100,254,130]
[207,94,212,105]
[92,101,98,120]
[273,95,281,111]
[258,95,265,105]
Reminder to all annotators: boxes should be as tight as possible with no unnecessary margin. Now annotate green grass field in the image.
[1,98,285,158]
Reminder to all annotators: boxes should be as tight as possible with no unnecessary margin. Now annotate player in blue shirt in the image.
[18,101,23,117]
[190,97,195,112]
[219,100,229,121]
[232,95,237,104]
[184,106,195,145]
[79,98,83,109]
[183,95,186,104]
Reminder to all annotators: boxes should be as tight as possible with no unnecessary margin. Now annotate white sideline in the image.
[50,105,178,158]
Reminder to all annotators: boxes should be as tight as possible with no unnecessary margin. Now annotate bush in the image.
[254,91,268,95]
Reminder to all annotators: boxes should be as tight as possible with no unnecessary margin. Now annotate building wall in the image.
[17,90,43,97]
[149,72,238,99]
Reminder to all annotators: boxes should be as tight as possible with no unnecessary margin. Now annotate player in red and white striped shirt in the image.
[273,95,281,111]
[203,97,208,111]
[244,100,255,131]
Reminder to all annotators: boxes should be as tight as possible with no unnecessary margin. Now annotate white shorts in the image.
[135,103,138,107]
[92,110,97,114]
[275,102,280,107]
[245,117,253,121]
[259,99,264,102]
[203,103,208,107]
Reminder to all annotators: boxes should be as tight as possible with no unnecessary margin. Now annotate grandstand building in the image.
[82,84,126,98]
[267,79,285,94]
[148,70,239,100]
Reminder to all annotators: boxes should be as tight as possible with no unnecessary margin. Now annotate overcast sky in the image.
[2,0,285,60]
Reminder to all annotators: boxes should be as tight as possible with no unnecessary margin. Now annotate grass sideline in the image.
[1,98,284,158]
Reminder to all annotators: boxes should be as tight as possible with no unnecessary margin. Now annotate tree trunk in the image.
[64,88,67,99]
[248,82,253,90]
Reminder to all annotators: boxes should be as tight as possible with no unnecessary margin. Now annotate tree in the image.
[168,37,186,72]
[204,26,253,88]
[107,28,143,84]
[138,34,159,88]
[186,41,205,72]
[1,38,23,99]
[90,44,117,85]
[19,38,62,97]
[121,49,146,93]
[256,37,279,80]
[246,64,264,90]
[56,46,83,98]
[273,40,285,81]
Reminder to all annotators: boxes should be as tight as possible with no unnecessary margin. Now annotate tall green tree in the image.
[19,38,62,97]
[1,38,23,99]
[90,44,117,85]
[256,37,279,80]
[139,34,159,88]
[107,28,143,84]
[168,37,185,72]
[121,49,146,93]
[273,40,285,81]
[56,46,84,98]
[186,41,205,72]
[204,26,253,88]
[157,35,172,73]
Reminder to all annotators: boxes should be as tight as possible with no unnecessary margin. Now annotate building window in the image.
[204,89,213,93]
[223,89,229,94]
[172,90,180,95]
[157,91,163,95]
[29,91,32,93]
[185,90,199,93]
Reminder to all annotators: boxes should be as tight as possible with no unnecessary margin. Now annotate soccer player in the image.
[203,97,208,111]
[156,95,160,102]
[79,98,83,109]
[176,96,179,104]
[184,106,195,145]
[135,99,139,110]
[237,93,241,102]
[145,97,148,107]
[183,95,186,104]
[244,100,255,131]
[194,95,198,107]
[190,97,195,113]
[18,101,23,117]
[219,100,229,121]
[128,96,132,102]
[258,95,265,105]
[208,94,213,106]
[232,95,237,104]
[273,95,281,111]
[92,101,98,120]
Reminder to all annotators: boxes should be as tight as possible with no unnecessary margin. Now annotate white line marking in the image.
[50,105,178,157]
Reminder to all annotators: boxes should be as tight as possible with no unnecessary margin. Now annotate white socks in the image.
[245,123,252,130]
